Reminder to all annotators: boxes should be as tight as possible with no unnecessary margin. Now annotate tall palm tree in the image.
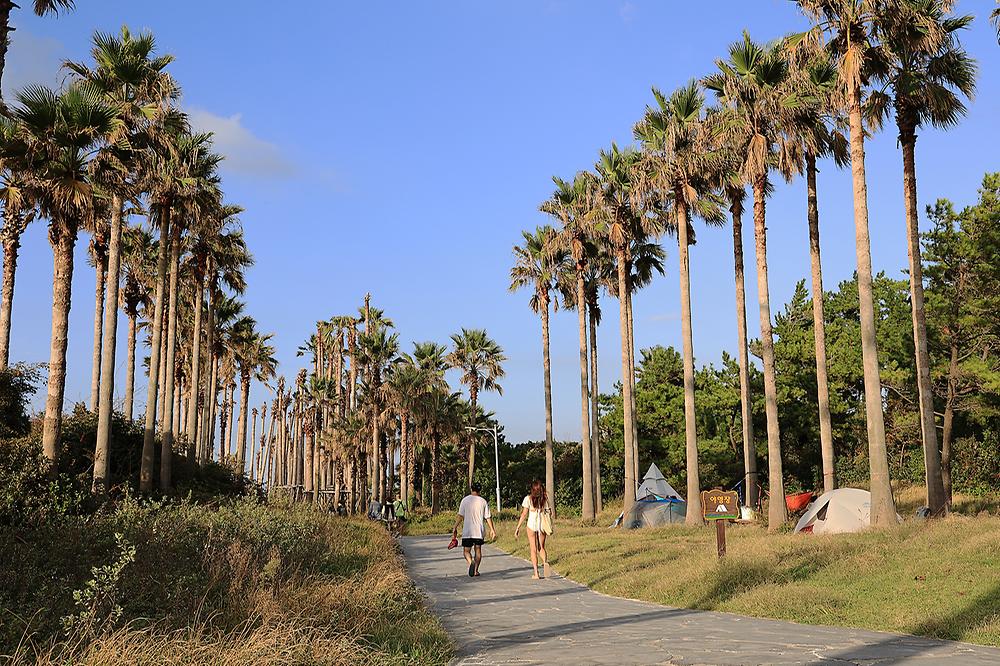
[0,160,33,370]
[66,26,179,493]
[387,361,435,507]
[509,225,569,516]
[448,328,505,487]
[868,0,976,516]
[784,46,850,494]
[119,226,154,421]
[796,0,927,526]
[0,0,75,98]
[635,82,724,524]
[6,83,118,463]
[593,145,664,520]
[358,323,400,502]
[705,36,798,529]
[232,317,276,475]
[543,173,602,518]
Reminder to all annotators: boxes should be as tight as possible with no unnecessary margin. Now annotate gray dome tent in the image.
[616,464,687,528]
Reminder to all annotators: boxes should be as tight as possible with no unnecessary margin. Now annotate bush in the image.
[0,362,43,439]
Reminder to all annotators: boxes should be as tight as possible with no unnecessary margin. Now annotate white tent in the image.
[636,464,683,501]
[794,488,898,535]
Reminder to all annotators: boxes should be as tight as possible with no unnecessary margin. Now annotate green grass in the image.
[482,492,1000,648]
[0,499,451,665]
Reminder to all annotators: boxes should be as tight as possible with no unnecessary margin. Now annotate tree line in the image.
[0,20,279,493]
[512,0,991,528]
[277,296,506,514]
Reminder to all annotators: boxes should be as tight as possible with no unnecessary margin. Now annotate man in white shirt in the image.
[452,482,497,577]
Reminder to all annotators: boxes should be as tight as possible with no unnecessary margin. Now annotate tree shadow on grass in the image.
[908,581,1000,645]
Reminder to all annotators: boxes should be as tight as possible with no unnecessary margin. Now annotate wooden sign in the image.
[702,490,740,521]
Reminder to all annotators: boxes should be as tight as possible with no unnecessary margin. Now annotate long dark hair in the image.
[529,479,547,510]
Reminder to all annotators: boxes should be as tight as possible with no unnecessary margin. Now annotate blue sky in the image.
[5,1,999,444]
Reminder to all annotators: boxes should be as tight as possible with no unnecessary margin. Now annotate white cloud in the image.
[2,30,65,98]
[619,2,637,24]
[187,108,297,179]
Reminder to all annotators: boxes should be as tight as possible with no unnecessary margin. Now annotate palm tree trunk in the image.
[41,220,78,463]
[140,209,171,490]
[124,312,137,421]
[186,276,204,458]
[805,154,836,494]
[226,377,236,460]
[94,196,124,494]
[372,409,382,502]
[576,264,595,521]
[157,314,168,429]
[406,423,416,509]
[541,293,556,518]
[847,87,896,526]
[942,340,958,506]
[899,124,946,516]
[615,252,636,516]
[0,2,13,99]
[250,408,258,480]
[400,412,410,506]
[588,299,602,514]
[89,242,107,412]
[160,222,181,489]
[431,430,441,515]
[206,353,218,461]
[304,422,314,497]
[467,383,478,486]
[0,211,26,370]
[676,199,702,525]
[731,198,758,508]
[237,373,250,473]
[751,177,786,530]
[626,288,639,488]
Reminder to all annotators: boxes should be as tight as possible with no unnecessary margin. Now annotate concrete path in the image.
[401,536,1000,665]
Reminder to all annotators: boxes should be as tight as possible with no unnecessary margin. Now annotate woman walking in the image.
[514,479,552,579]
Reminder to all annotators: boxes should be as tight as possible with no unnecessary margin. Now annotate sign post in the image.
[702,490,740,559]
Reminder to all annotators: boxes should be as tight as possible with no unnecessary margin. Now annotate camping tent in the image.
[636,463,683,501]
[623,496,687,528]
[613,464,686,529]
[794,488,898,534]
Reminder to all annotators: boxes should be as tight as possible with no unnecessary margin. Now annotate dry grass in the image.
[1,502,450,666]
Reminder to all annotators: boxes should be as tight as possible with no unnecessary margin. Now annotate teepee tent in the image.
[636,463,683,501]
[794,488,898,535]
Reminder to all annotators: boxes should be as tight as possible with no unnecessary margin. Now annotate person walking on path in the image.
[514,479,552,579]
[452,482,497,577]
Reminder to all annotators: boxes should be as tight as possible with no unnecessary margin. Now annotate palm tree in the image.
[0,1,75,99]
[448,328,505,487]
[232,316,276,475]
[796,0,925,526]
[720,174,759,507]
[705,36,798,529]
[635,82,724,525]
[358,324,400,502]
[783,46,849,494]
[119,226,154,420]
[417,386,465,514]
[0,157,33,370]
[868,0,976,516]
[66,26,179,492]
[543,173,602,518]
[509,225,568,516]
[387,360,436,507]
[6,83,117,463]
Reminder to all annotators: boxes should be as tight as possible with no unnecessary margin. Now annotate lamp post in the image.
[467,425,501,512]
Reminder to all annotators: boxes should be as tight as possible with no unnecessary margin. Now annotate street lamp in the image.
[466,425,501,513]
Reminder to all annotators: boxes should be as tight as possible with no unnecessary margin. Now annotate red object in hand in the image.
[447,536,458,550]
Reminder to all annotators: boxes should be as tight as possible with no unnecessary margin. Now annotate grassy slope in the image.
[406,488,1000,647]
[1,501,451,665]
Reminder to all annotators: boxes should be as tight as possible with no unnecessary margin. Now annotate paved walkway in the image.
[401,536,1000,665]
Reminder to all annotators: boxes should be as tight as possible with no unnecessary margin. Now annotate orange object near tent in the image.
[785,491,814,512]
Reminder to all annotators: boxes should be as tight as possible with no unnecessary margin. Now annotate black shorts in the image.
[461,538,484,548]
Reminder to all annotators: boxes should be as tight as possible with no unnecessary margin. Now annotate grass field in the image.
[404,487,1000,647]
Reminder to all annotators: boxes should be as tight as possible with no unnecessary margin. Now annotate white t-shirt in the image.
[522,495,545,532]
[458,494,491,539]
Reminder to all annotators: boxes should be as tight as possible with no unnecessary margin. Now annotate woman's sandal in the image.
[543,562,551,578]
